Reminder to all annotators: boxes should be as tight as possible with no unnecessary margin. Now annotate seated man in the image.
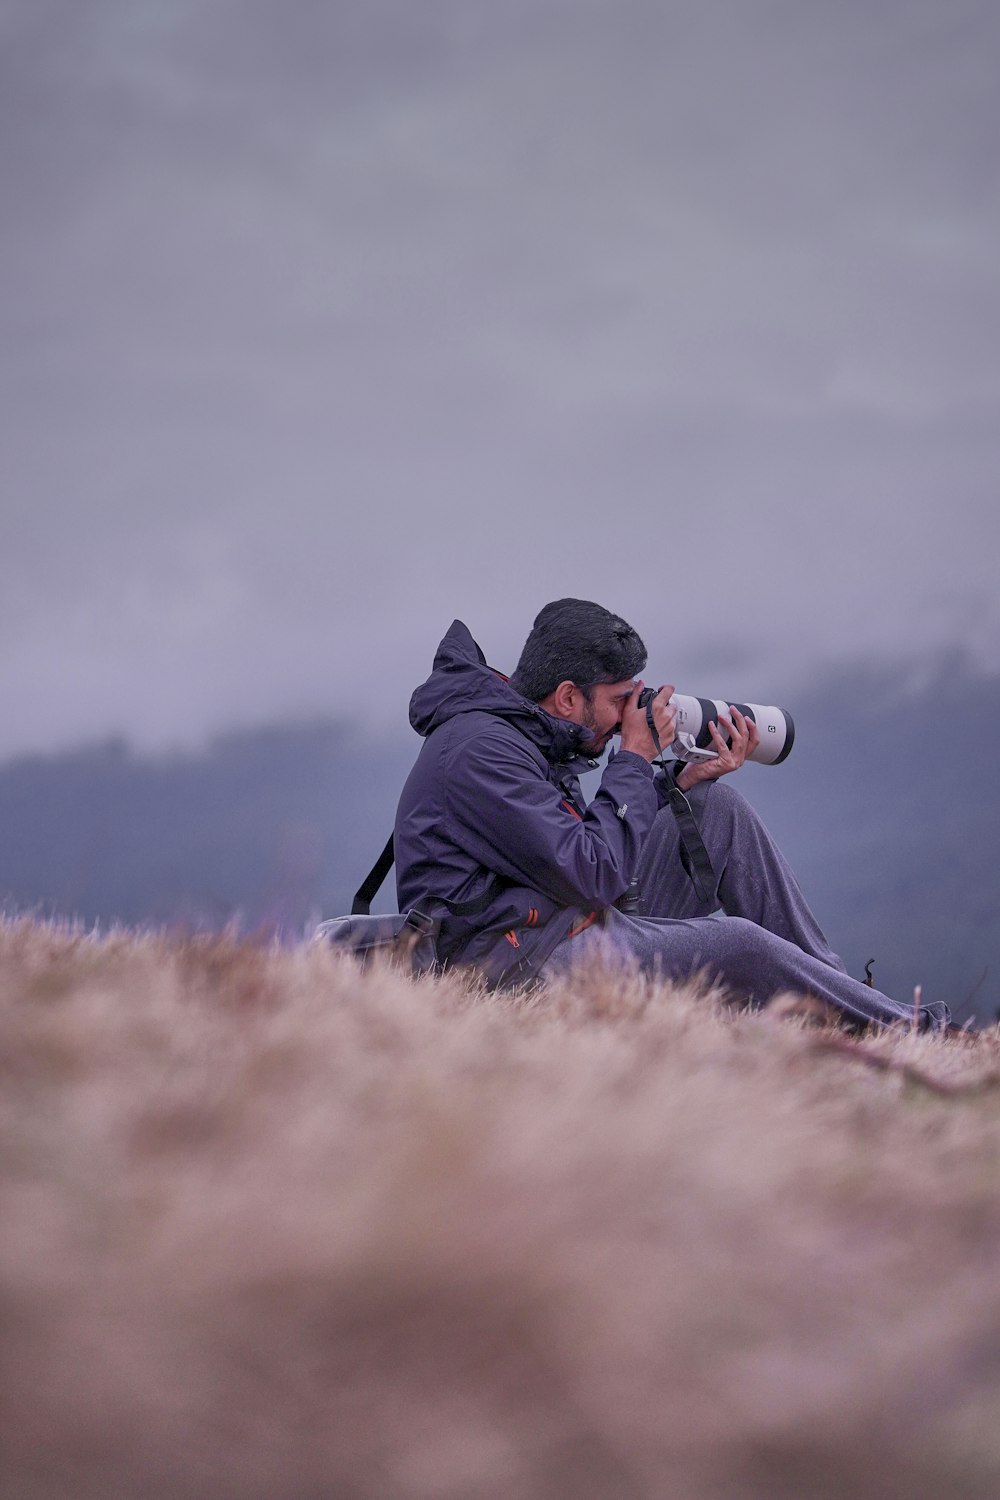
[395,599,949,1031]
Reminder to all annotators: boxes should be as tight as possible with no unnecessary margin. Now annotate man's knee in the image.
[710,913,762,952]
[686,777,753,821]
[708,915,793,980]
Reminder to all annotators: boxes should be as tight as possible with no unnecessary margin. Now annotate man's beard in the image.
[581,700,616,755]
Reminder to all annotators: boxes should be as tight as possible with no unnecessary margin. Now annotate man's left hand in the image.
[674,707,760,791]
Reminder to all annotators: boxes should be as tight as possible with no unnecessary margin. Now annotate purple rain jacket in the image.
[395,620,666,984]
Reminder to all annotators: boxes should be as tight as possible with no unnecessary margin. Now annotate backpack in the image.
[315,829,516,979]
[313,906,440,975]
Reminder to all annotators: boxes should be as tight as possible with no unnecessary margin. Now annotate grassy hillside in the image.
[3,918,1000,1500]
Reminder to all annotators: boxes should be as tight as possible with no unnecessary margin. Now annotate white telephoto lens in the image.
[669,694,795,766]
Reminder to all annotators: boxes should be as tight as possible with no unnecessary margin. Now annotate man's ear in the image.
[550,680,580,719]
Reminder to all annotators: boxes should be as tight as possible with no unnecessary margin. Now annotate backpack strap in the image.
[352,833,505,918]
[352,833,396,915]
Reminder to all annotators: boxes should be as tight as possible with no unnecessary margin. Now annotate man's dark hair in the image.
[509,599,647,703]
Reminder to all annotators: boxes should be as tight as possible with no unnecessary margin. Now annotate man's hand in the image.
[619,682,677,763]
[674,707,760,791]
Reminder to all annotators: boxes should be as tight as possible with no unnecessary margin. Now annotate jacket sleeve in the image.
[441,723,659,909]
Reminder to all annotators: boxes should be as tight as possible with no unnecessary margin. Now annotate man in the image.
[395,599,949,1031]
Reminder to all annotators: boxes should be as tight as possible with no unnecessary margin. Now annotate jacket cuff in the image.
[609,749,655,779]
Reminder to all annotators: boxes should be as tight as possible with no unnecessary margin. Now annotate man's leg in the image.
[541,909,950,1032]
[635,779,847,972]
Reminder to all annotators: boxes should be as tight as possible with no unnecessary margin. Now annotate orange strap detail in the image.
[504,930,520,948]
[566,911,599,939]
[562,799,583,821]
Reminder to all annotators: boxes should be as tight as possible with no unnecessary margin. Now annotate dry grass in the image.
[3,916,1000,1500]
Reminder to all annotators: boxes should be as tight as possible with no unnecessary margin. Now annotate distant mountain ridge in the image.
[1,656,997,1021]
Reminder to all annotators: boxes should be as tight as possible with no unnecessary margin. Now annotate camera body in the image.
[636,688,794,766]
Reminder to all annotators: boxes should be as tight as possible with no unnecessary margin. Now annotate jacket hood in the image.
[409,620,596,765]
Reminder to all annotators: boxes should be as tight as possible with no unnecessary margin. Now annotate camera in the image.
[636,687,794,766]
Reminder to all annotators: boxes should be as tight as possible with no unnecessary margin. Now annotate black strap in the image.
[660,778,719,906]
[353,832,506,919]
[352,833,395,915]
[644,698,720,908]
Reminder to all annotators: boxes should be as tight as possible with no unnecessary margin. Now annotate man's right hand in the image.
[619,681,677,763]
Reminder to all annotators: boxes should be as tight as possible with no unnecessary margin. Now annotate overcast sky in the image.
[2,0,998,757]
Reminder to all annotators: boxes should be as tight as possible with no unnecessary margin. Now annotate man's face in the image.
[576,679,636,754]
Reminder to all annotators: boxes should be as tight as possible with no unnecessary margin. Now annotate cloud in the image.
[2,0,999,753]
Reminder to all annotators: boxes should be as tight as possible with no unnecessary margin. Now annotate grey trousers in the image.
[543,781,950,1032]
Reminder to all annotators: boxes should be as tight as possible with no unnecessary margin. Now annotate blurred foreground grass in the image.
[3,916,1000,1500]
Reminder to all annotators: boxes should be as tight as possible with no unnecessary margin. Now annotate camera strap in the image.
[644,699,720,909]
